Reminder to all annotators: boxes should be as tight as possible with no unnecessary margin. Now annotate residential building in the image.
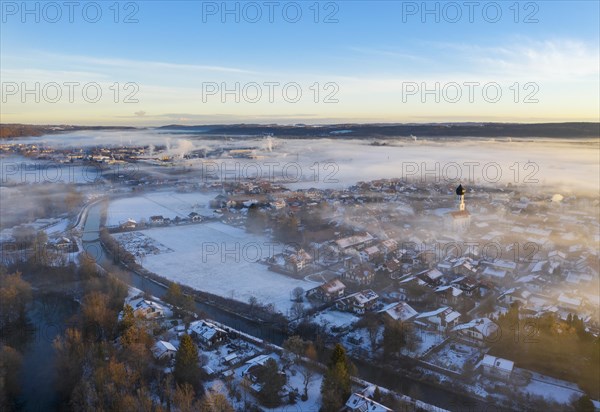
[379,301,418,323]
[128,298,166,319]
[307,279,346,302]
[452,317,500,346]
[152,340,177,360]
[188,320,228,348]
[345,393,392,412]
[415,307,462,331]
[481,354,514,381]
[336,290,379,314]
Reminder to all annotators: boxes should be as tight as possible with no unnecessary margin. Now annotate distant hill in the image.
[156,122,600,139]
[2,122,598,140]
[0,124,137,139]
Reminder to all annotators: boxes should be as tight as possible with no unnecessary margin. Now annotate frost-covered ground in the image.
[203,352,324,412]
[123,223,319,315]
[520,369,585,404]
[310,309,360,333]
[0,217,70,242]
[423,341,482,373]
[113,231,173,257]
[107,191,217,226]
[44,218,70,235]
[409,330,446,358]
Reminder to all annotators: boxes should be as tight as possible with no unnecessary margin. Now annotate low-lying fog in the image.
[1,130,598,309]
[3,129,599,194]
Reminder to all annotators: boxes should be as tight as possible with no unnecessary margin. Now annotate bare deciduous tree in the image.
[290,301,305,320]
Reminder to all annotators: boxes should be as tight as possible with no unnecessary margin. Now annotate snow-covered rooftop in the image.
[380,301,418,322]
[482,354,514,372]
[453,317,499,338]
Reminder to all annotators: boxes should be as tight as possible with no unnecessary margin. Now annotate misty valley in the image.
[0,129,598,412]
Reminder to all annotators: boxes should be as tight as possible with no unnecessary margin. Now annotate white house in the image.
[336,290,379,314]
[120,218,137,230]
[481,354,514,380]
[452,317,500,346]
[152,340,177,360]
[128,298,166,319]
[188,212,202,222]
[307,279,346,302]
[345,392,392,412]
[379,301,418,322]
[150,215,165,225]
[415,307,461,331]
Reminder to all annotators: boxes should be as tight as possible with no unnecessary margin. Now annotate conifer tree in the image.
[174,334,202,392]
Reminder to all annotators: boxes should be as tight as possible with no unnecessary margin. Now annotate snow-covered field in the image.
[43,218,70,235]
[113,231,173,257]
[107,191,217,226]
[0,217,70,243]
[521,370,585,404]
[122,223,319,315]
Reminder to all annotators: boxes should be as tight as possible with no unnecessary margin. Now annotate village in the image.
[1,139,599,410]
[98,176,598,410]
[1,0,598,405]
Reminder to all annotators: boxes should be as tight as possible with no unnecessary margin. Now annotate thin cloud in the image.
[348,46,430,63]
[431,38,600,80]
[32,51,257,75]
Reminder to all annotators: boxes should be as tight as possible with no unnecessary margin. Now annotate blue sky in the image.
[1,1,599,125]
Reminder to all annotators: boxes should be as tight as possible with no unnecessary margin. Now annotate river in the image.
[1,292,79,411]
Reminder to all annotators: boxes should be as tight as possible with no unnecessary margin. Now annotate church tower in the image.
[444,184,471,232]
[456,184,466,211]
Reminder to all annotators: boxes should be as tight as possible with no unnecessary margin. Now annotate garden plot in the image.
[126,222,318,315]
[423,341,482,374]
[107,191,217,226]
[310,309,360,333]
[114,231,173,257]
[409,329,446,358]
[201,340,261,376]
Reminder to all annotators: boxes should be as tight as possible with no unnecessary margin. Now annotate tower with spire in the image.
[456,184,466,211]
[445,184,471,232]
